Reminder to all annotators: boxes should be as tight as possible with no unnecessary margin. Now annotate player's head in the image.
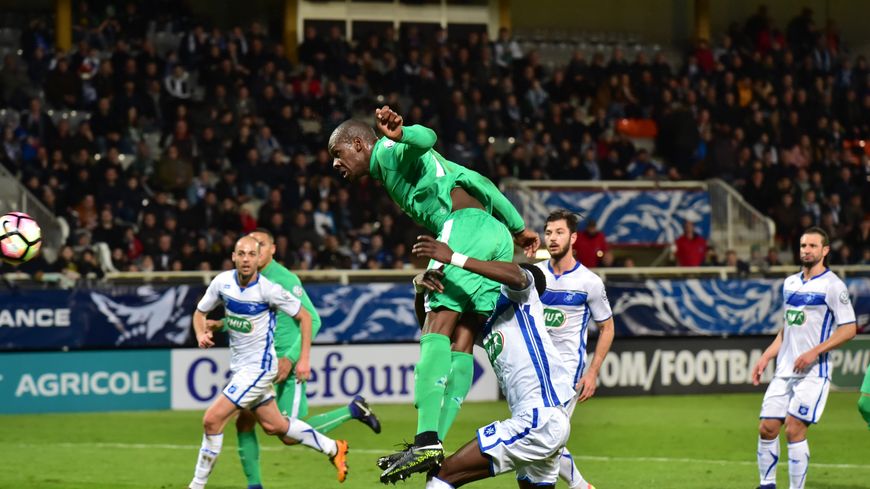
[248,228,275,269]
[799,226,830,268]
[233,235,260,278]
[329,119,378,181]
[544,209,578,261]
[519,263,547,297]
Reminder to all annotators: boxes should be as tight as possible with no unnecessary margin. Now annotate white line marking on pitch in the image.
[5,442,870,470]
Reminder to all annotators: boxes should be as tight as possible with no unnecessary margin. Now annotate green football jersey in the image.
[260,260,321,360]
[368,124,525,235]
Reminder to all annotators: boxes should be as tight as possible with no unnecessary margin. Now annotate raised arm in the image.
[375,105,436,154]
[412,235,528,290]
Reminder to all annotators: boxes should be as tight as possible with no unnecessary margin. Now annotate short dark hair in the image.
[250,227,274,243]
[803,226,830,247]
[546,209,579,232]
[520,263,547,297]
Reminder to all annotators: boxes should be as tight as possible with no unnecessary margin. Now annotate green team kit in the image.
[367,124,527,481]
[860,362,870,429]
[227,259,380,489]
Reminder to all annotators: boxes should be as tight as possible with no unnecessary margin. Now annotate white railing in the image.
[707,178,776,253]
[0,164,66,263]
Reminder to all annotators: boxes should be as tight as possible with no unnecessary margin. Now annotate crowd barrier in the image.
[1,277,868,351]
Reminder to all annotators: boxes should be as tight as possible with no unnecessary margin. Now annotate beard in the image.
[549,243,572,261]
[801,255,822,268]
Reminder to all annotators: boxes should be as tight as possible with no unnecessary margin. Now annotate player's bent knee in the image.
[758,419,781,439]
[784,418,808,442]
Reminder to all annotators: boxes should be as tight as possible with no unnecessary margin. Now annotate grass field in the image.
[0,392,867,488]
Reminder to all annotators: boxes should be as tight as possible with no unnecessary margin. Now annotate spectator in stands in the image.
[574,218,608,268]
[674,220,707,267]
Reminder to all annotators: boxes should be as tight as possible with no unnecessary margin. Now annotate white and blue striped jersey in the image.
[482,269,576,415]
[535,261,612,385]
[777,269,855,379]
[197,270,302,372]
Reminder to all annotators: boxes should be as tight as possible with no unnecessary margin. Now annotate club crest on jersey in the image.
[293,285,304,297]
[839,290,850,304]
[225,315,253,333]
[383,139,395,148]
[785,309,806,327]
[483,424,496,437]
[543,307,566,327]
[483,331,504,364]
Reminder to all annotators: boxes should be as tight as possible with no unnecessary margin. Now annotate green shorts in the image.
[425,208,514,316]
[273,321,320,418]
[275,375,308,418]
[862,363,870,394]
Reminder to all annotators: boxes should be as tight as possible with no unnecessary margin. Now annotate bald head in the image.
[235,235,260,253]
[329,119,378,181]
[329,120,377,150]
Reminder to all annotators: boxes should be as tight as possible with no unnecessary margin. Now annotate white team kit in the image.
[477,269,577,485]
[760,269,856,423]
[536,261,612,414]
[197,270,302,409]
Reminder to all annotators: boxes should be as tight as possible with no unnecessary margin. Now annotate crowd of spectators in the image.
[1,2,869,279]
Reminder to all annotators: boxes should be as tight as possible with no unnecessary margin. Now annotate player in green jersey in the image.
[329,106,539,484]
[860,362,870,429]
[218,229,382,489]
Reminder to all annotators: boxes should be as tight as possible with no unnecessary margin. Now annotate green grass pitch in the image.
[0,392,867,488]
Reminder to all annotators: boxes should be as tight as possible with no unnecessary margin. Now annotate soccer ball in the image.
[0,212,42,265]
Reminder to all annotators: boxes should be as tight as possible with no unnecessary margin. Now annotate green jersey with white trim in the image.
[369,124,525,235]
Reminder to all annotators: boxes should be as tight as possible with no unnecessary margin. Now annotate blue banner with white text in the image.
[1,278,868,350]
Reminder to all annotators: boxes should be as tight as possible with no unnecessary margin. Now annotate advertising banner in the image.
[591,336,870,396]
[608,277,870,336]
[171,344,500,410]
[1,278,868,350]
[0,350,171,413]
[0,285,197,350]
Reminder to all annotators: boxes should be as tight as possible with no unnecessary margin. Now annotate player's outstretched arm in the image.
[793,322,857,373]
[412,235,528,290]
[753,329,783,385]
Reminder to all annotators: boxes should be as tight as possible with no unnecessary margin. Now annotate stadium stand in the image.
[0,2,868,281]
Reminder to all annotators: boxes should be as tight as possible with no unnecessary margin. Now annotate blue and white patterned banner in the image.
[608,277,870,336]
[1,277,867,350]
[509,189,711,243]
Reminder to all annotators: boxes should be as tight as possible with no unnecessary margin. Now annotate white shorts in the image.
[760,376,830,424]
[565,394,579,417]
[222,368,276,410]
[476,407,570,485]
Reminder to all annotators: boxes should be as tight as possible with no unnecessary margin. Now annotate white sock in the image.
[757,436,779,486]
[189,432,223,489]
[425,476,454,489]
[787,439,810,489]
[285,417,338,456]
[559,448,589,488]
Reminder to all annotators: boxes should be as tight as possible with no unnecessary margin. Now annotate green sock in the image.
[306,406,352,435]
[415,333,452,435]
[237,429,262,486]
[438,351,474,441]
